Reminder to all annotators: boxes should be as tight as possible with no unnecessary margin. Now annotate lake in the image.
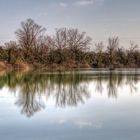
[0,69,140,140]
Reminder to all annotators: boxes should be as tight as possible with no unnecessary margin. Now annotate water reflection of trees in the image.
[0,71,91,117]
[94,71,140,98]
[0,70,139,117]
[45,74,90,107]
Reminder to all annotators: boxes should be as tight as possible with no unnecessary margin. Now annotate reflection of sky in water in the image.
[0,72,140,140]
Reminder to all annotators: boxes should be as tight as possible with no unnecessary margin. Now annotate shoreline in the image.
[0,60,140,73]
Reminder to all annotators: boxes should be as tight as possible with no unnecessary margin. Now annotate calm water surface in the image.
[0,69,140,140]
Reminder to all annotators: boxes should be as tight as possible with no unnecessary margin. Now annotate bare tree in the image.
[95,42,104,67]
[32,36,50,64]
[107,37,119,69]
[15,19,46,61]
[5,41,18,63]
[51,28,91,64]
[126,42,138,66]
[67,28,91,63]
[53,28,67,64]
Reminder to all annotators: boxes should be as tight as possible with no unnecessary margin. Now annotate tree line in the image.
[0,19,140,69]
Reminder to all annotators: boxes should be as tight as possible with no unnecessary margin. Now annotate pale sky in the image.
[0,0,140,47]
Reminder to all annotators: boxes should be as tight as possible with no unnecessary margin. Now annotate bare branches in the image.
[15,19,46,61]
[51,28,92,64]
[107,37,119,53]
[95,42,104,53]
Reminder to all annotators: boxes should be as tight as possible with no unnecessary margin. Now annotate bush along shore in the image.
[0,19,140,71]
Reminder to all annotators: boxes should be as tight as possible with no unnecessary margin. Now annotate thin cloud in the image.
[74,0,94,6]
[59,2,68,7]
[50,2,68,8]
[74,0,105,7]
[75,120,102,129]
[51,0,105,8]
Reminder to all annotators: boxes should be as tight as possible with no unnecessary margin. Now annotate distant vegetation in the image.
[0,19,140,70]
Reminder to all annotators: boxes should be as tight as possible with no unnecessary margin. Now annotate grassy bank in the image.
[0,60,92,72]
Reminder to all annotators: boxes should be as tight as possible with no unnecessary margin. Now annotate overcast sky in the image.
[0,0,140,46]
